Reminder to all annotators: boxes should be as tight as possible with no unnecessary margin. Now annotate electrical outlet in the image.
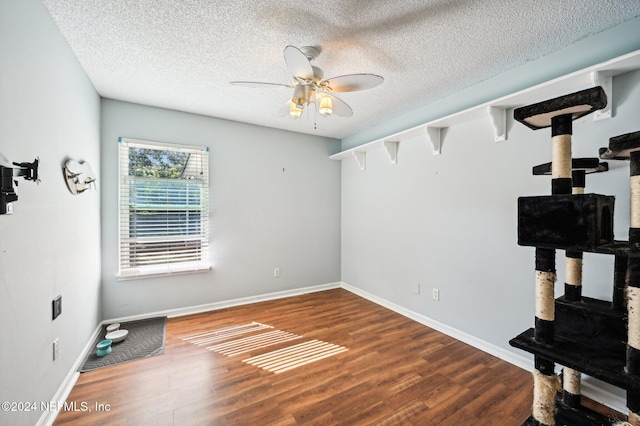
[53,339,59,361]
[412,281,420,295]
[274,268,280,278]
[6,203,13,215]
[432,288,440,301]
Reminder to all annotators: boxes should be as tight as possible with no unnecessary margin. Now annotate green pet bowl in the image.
[96,339,113,357]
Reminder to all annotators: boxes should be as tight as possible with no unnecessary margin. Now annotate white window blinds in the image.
[118,137,210,278]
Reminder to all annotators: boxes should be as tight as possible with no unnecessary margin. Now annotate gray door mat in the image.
[79,317,166,373]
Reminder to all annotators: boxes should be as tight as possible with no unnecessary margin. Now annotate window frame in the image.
[117,137,210,279]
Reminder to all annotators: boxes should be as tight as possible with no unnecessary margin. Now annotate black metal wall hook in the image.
[0,157,40,214]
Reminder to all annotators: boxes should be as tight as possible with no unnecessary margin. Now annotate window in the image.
[118,137,210,278]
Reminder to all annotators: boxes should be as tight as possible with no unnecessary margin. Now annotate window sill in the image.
[116,264,211,281]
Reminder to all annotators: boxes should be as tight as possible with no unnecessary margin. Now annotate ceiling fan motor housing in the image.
[300,46,320,61]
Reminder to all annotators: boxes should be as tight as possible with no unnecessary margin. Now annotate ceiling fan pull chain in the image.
[314,99,318,130]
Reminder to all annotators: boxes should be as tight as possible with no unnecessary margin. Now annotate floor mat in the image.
[79,317,166,372]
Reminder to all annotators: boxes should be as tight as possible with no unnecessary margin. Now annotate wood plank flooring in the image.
[55,289,536,425]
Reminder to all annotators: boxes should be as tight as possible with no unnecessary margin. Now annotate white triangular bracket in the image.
[426,127,441,155]
[352,150,366,171]
[591,71,612,121]
[487,106,507,142]
[383,140,399,164]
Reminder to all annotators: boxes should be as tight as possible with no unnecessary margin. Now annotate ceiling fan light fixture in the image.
[291,84,306,108]
[319,96,333,117]
[232,45,380,122]
[289,102,303,119]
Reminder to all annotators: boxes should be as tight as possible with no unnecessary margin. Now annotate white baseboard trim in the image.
[582,376,628,415]
[104,282,342,324]
[339,281,628,415]
[339,282,532,369]
[37,323,103,426]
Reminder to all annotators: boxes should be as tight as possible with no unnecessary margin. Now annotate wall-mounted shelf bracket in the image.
[426,127,441,155]
[383,141,399,164]
[330,50,640,165]
[487,106,507,142]
[352,150,366,171]
[591,71,612,121]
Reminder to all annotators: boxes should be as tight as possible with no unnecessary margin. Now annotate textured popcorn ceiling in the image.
[42,0,640,140]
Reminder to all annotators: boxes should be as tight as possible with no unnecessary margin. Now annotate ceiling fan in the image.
[230,45,383,120]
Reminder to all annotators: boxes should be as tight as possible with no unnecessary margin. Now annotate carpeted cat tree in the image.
[509,87,640,425]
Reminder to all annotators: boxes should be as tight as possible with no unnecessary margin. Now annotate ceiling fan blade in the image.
[283,45,314,80]
[324,94,353,117]
[323,74,384,92]
[230,81,293,90]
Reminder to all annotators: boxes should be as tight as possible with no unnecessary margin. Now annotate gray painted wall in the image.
[100,100,342,319]
[0,1,101,425]
[341,69,640,359]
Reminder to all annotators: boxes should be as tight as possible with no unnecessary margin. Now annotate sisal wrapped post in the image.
[562,368,581,408]
[536,271,555,326]
[535,248,556,345]
[571,169,586,196]
[564,169,585,302]
[562,248,583,406]
[632,174,640,230]
[534,248,557,425]
[627,283,640,423]
[561,170,586,406]
[533,369,560,426]
[566,171,585,302]
[564,252,583,302]
[552,134,572,179]
[550,114,573,195]
[628,151,640,423]
[530,115,569,425]
[534,133,559,419]
[630,151,640,249]
[628,286,640,361]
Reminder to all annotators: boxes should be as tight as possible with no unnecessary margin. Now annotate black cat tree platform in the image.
[509,88,640,425]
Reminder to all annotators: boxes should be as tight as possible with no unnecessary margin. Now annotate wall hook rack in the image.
[0,158,39,214]
[63,159,96,194]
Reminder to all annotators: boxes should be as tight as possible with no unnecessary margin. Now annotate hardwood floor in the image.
[55,289,534,425]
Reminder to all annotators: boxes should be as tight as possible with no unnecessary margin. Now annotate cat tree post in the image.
[531,159,608,306]
[599,130,640,425]
[566,169,585,300]
[514,86,607,426]
[565,169,587,409]
[564,162,607,407]
[627,149,640,426]
[529,112,572,426]
[533,247,558,426]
